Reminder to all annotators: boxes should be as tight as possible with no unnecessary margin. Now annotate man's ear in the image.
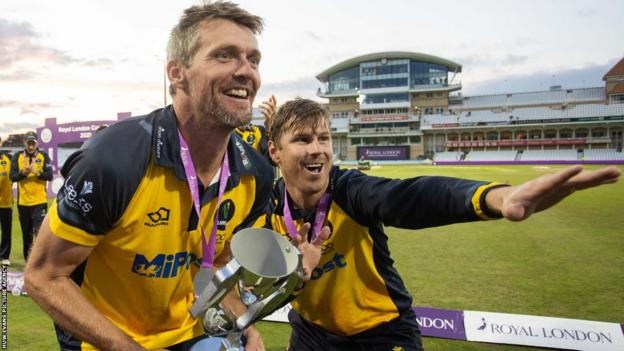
[167,60,187,92]
[268,140,280,165]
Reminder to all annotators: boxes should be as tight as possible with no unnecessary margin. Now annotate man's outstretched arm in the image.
[485,165,621,221]
[24,215,147,351]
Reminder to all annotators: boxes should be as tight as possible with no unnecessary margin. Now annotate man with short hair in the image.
[10,131,52,263]
[24,2,286,350]
[263,98,621,351]
[0,144,13,266]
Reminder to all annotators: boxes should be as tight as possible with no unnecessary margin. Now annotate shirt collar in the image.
[151,105,255,182]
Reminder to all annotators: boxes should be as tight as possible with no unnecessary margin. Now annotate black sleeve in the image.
[333,169,490,229]
[9,152,25,182]
[38,151,53,181]
[56,118,151,235]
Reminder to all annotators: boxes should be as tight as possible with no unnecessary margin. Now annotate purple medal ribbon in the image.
[283,188,331,241]
[178,130,230,269]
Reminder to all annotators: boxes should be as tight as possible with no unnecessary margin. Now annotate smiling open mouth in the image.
[305,163,323,174]
[225,88,249,99]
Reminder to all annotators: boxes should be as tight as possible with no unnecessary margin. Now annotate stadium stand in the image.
[317,53,624,162]
[583,149,624,160]
[458,87,605,110]
[421,102,624,129]
[520,150,579,161]
[433,151,462,161]
[461,94,507,109]
[464,151,517,161]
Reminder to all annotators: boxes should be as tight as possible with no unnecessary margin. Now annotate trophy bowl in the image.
[190,227,303,339]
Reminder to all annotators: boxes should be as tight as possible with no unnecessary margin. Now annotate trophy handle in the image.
[190,260,242,318]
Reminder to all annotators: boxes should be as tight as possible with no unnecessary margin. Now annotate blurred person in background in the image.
[0,141,13,266]
[10,131,52,263]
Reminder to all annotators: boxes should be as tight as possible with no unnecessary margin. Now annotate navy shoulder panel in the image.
[57,113,155,234]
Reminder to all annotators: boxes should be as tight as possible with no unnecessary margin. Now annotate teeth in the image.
[305,164,323,173]
[226,89,248,98]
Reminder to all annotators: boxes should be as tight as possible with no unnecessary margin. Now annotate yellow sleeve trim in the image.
[48,201,103,247]
[471,183,505,221]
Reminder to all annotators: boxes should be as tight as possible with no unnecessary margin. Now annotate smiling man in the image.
[25,2,274,351]
[264,98,621,351]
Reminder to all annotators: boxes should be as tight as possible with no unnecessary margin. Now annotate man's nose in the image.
[234,57,257,81]
[307,138,322,154]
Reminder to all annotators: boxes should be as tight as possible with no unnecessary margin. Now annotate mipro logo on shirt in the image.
[145,207,170,227]
[132,251,200,278]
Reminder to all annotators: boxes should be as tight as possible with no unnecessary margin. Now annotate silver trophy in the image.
[190,228,303,350]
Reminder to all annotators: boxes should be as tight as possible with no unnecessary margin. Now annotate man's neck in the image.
[174,103,232,186]
[285,183,327,213]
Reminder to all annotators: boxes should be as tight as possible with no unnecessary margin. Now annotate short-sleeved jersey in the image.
[0,152,12,208]
[10,149,52,206]
[48,106,273,350]
[267,166,503,336]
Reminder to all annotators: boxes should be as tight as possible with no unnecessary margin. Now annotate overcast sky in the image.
[1,0,622,138]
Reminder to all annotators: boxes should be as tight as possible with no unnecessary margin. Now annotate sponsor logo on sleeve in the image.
[59,176,94,214]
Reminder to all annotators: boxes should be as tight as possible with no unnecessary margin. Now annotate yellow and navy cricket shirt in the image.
[10,148,52,206]
[0,152,13,208]
[267,166,505,336]
[234,124,267,154]
[49,105,273,350]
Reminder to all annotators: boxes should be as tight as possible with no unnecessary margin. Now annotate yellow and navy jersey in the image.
[0,152,12,208]
[49,105,273,350]
[234,124,267,154]
[10,148,52,206]
[266,166,504,336]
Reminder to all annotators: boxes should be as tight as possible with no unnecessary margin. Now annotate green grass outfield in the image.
[5,164,624,350]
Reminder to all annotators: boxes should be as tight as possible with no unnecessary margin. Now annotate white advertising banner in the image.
[464,311,624,351]
[262,304,291,323]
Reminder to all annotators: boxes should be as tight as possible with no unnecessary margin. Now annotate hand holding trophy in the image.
[190,228,305,350]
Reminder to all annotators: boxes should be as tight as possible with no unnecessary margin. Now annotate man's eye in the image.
[249,56,260,66]
[216,52,232,61]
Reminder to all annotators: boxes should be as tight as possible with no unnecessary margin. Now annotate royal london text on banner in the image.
[412,307,466,340]
[464,310,624,351]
